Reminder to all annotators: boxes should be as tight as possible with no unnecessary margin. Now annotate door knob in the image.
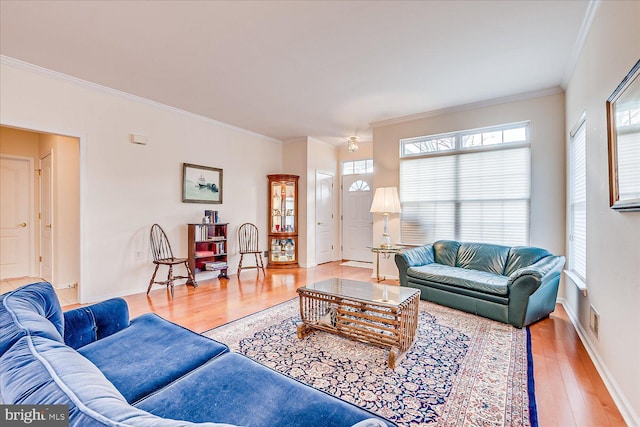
[18,223,27,228]
[45,224,52,229]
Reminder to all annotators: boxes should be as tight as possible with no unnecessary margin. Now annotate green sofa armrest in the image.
[395,244,434,287]
[507,255,565,327]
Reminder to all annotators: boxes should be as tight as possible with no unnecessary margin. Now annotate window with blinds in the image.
[569,117,587,282]
[399,122,530,246]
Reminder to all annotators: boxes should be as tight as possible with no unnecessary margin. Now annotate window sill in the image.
[563,270,588,297]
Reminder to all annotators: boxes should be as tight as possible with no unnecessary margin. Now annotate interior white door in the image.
[0,156,32,279]
[342,174,373,262]
[40,153,53,283]
[315,172,334,265]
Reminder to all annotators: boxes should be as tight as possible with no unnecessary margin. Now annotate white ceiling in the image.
[0,0,590,145]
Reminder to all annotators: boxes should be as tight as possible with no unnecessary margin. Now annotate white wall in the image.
[282,137,339,267]
[1,60,283,303]
[372,92,566,279]
[564,1,640,424]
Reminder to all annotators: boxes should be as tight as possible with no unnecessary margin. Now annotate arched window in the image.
[348,180,370,192]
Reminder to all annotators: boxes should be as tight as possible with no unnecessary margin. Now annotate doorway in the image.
[342,173,373,262]
[0,126,80,305]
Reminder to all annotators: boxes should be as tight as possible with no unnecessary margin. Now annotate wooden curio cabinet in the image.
[267,174,299,268]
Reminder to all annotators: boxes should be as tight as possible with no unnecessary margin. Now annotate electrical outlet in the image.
[136,251,143,260]
[589,305,600,338]
[264,250,269,257]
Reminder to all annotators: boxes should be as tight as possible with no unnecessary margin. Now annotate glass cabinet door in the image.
[267,174,299,268]
[270,237,296,262]
[270,180,296,233]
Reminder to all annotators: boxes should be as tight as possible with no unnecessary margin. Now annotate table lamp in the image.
[370,187,402,248]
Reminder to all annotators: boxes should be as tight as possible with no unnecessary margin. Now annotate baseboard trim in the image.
[557,298,639,427]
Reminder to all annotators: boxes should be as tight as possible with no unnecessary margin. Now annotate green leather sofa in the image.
[395,240,565,328]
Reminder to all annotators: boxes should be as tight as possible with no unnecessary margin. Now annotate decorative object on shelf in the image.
[370,186,402,248]
[607,59,640,211]
[347,136,359,152]
[182,163,223,204]
[267,174,299,268]
[187,223,229,279]
[147,224,197,299]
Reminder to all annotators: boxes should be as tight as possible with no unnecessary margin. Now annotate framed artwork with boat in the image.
[182,163,223,204]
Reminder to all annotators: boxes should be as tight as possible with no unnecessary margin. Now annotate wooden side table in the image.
[368,246,403,282]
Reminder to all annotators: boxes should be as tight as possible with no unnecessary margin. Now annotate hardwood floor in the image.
[59,261,626,426]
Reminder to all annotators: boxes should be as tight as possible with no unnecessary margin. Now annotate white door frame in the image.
[0,154,36,277]
[39,151,54,283]
[1,119,85,302]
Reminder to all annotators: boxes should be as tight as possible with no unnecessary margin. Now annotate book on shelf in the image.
[194,251,215,258]
[204,261,227,271]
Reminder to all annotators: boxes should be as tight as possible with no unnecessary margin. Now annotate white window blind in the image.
[616,125,640,201]
[569,119,587,281]
[400,123,530,246]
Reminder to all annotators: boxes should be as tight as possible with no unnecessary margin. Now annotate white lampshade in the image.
[370,187,402,214]
[370,187,401,248]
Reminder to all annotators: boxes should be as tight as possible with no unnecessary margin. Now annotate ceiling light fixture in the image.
[347,136,359,152]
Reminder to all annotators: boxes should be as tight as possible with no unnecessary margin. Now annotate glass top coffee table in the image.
[296,278,420,369]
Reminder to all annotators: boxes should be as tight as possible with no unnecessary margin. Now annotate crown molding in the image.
[0,55,283,144]
[370,86,564,128]
[561,0,601,89]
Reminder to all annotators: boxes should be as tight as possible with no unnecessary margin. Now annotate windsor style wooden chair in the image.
[147,224,197,298]
[237,223,265,276]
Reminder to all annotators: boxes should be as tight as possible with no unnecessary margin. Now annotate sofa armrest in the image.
[63,298,129,349]
[507,255,565,328]
[507,255,565,289]
[395,244,434,287]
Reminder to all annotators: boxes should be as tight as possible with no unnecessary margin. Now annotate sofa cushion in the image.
[78,313,229,404]
[0,336,236,427]
[0,282,64,357]
[408,264,509,296]
[433,240,460,266]
[455,242,510,275]
[504,246,552,276]
[135,352,392,427]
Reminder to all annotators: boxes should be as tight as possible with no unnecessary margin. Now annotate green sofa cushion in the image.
[455,242,510,275]
[407,264,509,296]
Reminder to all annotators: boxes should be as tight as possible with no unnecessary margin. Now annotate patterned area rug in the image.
[204,298,536,427]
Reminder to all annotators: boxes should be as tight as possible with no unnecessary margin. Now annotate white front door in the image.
[315,172,334,265]
[342,174,373,262]
[0,156,33,279]
[40,153,53,282]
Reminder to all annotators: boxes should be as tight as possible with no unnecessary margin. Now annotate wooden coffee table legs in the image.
[296,290,420,369]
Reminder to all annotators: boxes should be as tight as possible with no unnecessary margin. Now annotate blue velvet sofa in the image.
[395,240,565,328]
[0,282,392,427]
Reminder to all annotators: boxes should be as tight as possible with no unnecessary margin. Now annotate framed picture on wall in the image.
[182,163,223,204]
[606,59,640,211]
